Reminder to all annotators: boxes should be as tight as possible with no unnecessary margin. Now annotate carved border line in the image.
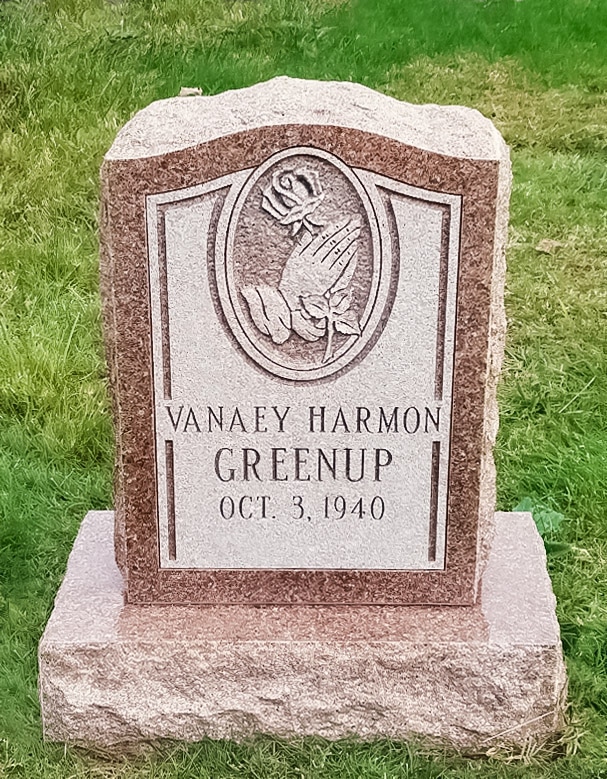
[434,206,451,402]
[429,205,450,561]
[376,189,455,566]
[157,206,172,401]
[165,439,177,561]
[428,440,441,562]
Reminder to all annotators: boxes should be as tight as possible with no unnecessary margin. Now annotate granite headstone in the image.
[100,77,509,606]
[39,78,567,750]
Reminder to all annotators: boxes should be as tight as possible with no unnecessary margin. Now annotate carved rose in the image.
[261,167,324,235]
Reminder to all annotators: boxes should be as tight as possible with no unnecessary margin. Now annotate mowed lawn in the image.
[1,0,606,776]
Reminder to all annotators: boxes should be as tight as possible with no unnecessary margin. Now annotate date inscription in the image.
[219,494,386,522]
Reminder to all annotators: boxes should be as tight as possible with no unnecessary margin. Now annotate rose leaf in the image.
[301,294,330,319]
[261,188,288,220]
[334,309,361,336]
[329,289,351,315]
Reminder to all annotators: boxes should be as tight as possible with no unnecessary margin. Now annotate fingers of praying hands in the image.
[278,217,361,307]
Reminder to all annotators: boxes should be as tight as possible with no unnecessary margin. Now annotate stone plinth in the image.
[39,510,566,750]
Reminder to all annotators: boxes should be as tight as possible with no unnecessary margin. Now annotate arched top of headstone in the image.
[106,76,507,162]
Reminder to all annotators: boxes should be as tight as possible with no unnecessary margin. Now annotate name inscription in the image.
[166,404,440,435]
[166,403,439,484]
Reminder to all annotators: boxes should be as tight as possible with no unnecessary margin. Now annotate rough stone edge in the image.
[39,642,566,751]
[476,134,512,589]
[105,77,506,162]
[39,511,567,751]
[99,179,128,578]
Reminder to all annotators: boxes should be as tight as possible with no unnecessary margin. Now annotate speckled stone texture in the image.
[100,77,511,606]
[39,510,566,750]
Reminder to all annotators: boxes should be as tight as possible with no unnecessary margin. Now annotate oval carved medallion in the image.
[215,147,393,381]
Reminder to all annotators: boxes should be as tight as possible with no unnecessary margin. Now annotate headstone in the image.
[39,78,567,750]
[101,77,508,606]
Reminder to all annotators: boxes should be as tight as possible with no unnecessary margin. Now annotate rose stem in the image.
[323,315,334,364]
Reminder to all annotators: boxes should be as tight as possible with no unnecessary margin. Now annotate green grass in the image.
[1,0,607,775]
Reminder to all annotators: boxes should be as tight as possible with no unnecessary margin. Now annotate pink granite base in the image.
[39,511,567,750]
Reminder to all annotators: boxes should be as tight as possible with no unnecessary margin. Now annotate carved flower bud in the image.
[261,167,324,234]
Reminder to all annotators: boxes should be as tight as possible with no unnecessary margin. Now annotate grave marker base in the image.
[39,510,566,751]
